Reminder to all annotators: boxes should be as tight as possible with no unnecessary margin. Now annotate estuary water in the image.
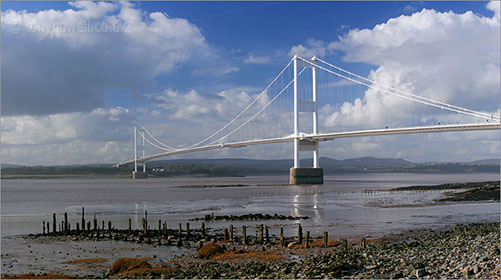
[2,173,499,238]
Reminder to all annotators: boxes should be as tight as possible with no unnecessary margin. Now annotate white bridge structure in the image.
[115,55,500,183]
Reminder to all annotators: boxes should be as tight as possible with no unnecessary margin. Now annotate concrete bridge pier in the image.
[289,168,323,184]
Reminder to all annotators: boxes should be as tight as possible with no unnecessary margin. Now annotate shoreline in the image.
[2,221,499,279]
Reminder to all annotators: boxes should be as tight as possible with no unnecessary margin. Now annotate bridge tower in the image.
[132,127,148,179]
[289,55,324,184]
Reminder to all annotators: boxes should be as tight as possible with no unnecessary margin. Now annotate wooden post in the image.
[46,222,50,235]
[93,214,97,231]
[43,221,46,235]
[163,222,167,237]
[229,224,233,241]
[142,218,147,235]
[201,222,206,238]
[178,223,182,238]
[186,223,190,238]
[258,224,263,244]
[158,220,162,236]
[51,214,56,234]
[297,224,303,244]
[53,213,56,234]
[102,220,105,231]
[280,227,284,248]
[64,212,68,235]
[108,221,112,232]
[128,219,132,235]
[361,237,366,248]
[224,228,229,240]
[323,232,328,248]
[305,231,310,248]
[343,239,348,251]
[87,221,91,233]
[242,226,247,245]
[265,225,269,244]
[76,222,80,233]
[81,206,85,232]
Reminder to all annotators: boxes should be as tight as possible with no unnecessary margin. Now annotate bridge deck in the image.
[115,123,500,167]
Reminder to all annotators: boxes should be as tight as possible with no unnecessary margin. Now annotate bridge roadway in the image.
[115,122,500,167]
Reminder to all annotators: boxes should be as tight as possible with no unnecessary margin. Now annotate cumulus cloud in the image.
[149,88,256,122]
[1,107,135,146]
[243,55,271,64]
[289,39,327,58]
[1,1,212,116]
[317,6,500,130]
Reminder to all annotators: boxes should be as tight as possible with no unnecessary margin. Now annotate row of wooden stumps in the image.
[41,208,369,250]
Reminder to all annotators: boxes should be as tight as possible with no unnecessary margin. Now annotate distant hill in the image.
[2,157,499,178]
[467,159,499,165]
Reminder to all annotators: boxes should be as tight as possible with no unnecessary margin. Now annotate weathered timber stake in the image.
[163,222,167,237]
[186,223,190,238]
[224,228,229,240]
[323,232,328,248]
[158,220,162,236]
[178,223,182,238]
[68,223,71,232]
[76,222,80,233]
[108,221,112,232]
[229,224,233,241]
[305,231,310,248]
[93,214,97,231]
[128,219,132,235]
[298,224,303,244]
[258,224,264,244]
[280,227,284,247]
[53,213,56,234]
[361,237,367,248]
[242,226,247,245]
[201,222,206,238]
[64,212,68,235]
[87,221,91,233]
[43,221,46,235]
[102,220,105,231]
[46,222,50,235]
[144,211,147,220]
[142,218,147,235]
[265,225,269,244]
[81,206,85,232]
[343,239,348,251]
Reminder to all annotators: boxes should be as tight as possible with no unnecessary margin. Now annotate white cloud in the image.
[243,55,271,64]
[289,39,327,58]
[1,1,212,116]
[318,6,500,130]
[1,107,135,146]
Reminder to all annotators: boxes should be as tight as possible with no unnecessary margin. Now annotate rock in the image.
[198,243,224,259]
[414,268,426,278]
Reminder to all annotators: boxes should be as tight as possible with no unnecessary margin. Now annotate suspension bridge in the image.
[115,55,500,183]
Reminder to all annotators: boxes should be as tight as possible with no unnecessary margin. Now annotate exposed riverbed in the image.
[1,173,499,277]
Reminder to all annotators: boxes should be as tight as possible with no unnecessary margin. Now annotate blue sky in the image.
[1,1,499,165]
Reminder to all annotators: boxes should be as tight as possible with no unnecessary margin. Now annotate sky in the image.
[1,1,500,165]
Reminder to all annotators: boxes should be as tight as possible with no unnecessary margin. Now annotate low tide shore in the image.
[2,181,499,279]
[2,222,499,279]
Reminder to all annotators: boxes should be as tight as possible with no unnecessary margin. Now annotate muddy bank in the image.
[106,222,501,279]
[3,222,499,279]
[390,181,499,191]
[189,213,308,221]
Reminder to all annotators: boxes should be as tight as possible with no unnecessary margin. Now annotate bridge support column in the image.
[289,168,323,185]
[132,170,148,179]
